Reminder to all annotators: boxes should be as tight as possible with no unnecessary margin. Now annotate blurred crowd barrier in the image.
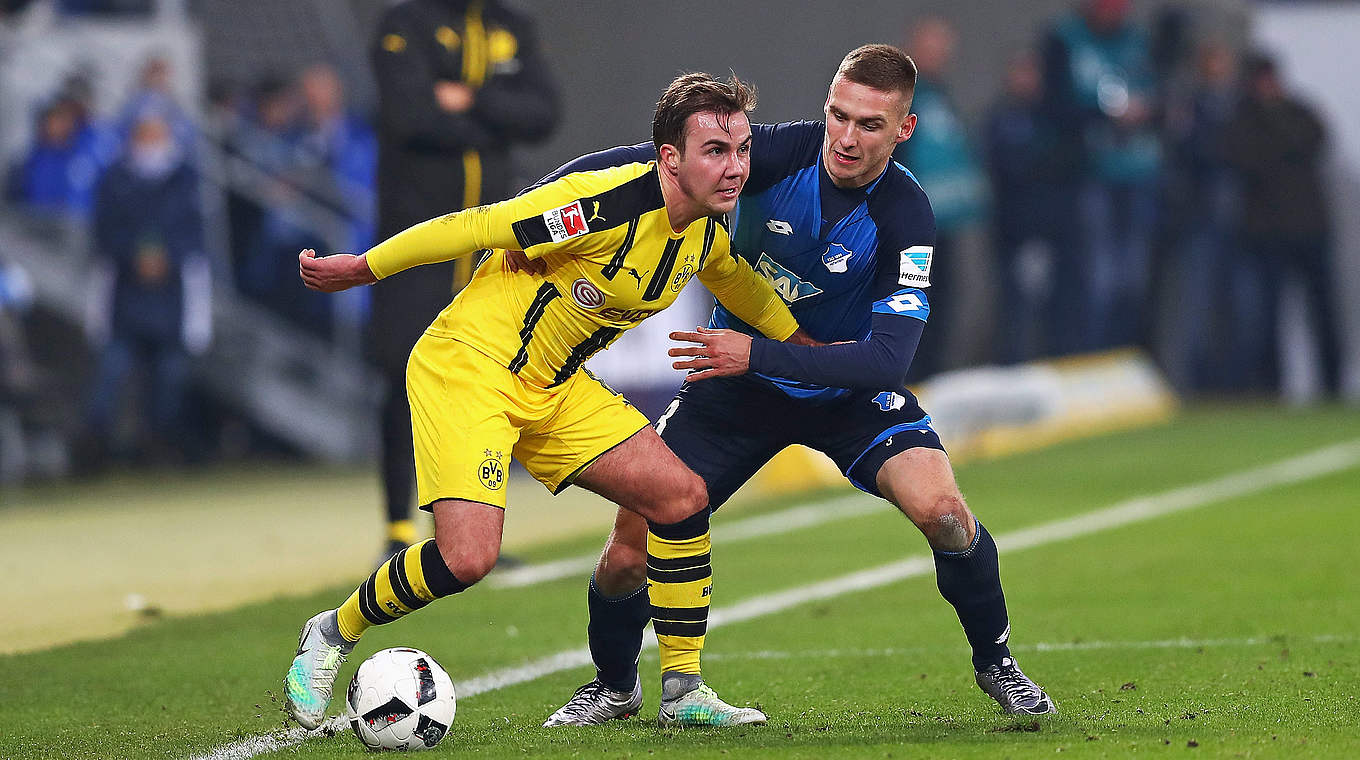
[0,0,1356,486]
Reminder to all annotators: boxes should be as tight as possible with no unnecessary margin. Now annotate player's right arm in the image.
[297,206,515,293]
[300,165,641,292]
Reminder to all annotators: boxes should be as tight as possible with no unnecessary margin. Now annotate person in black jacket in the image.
[984,50,1063,363]
[370,0,559,559]
[1222,53,1340,396]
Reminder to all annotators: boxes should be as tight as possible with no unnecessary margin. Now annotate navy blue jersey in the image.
[727,121,935,399]
[527,121,937,401]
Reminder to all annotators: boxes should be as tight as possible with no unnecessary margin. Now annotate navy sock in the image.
[587,574,651,692]
[933,520,1012,670]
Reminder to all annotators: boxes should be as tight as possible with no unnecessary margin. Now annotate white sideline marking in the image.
[191,438,1360,760]
[697,634,1357,662]
[487,495,881,588]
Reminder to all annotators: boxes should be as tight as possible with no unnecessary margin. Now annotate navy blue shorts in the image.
[655,374,945,509]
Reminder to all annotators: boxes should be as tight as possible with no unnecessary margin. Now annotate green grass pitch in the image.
[2,404,1358,759]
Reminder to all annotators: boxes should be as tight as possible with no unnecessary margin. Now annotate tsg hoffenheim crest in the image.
[873,391,907,411]
[822,243,853,273]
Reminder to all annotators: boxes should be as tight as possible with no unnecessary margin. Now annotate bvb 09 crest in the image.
[670,260,696,292]
[479,457,505,490]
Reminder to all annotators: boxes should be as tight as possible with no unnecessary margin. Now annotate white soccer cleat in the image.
[543,677,644,726]
[284,610,354,730]
[658,680,767,727]
[974,656,1057,715]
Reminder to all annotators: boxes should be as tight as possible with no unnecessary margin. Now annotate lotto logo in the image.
[543,201,589,242]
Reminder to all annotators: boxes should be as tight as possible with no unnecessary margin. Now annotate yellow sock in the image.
[647,522,711,676]
[335,539,469,642]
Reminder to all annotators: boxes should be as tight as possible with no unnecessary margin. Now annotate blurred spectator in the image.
[369,0,559,559]
[0,259,36,401]
[0,259,36,483]
[1160,40,1243,393]
[984,50,1064,364]
[298,62,378,343]
[233,76,333,334]
[235,77,303,185]
[1043,0,1162,352]
[205,77,264,292]
[56,0,153,15]
[80,111,210,466]
[61,69,123,173]
[0,258,36,482]
[1222,53,1342,397]
[1,1,38,19]
[297,62,377,255]
[892,15,990,378]
[5,95,108,219]
[116,55,196,153]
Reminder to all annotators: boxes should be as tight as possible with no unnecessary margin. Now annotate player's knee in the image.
[435,541,498,585]
[918,493,974,552]
[652,470,708,525]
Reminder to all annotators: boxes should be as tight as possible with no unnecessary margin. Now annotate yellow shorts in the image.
[406,333,650,510]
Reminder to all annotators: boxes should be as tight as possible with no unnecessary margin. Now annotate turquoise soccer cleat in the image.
[657,676,766,727]
[283,610,354,730]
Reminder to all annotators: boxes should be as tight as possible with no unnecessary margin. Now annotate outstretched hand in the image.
[298,249,377,292]
[668,326,752,382]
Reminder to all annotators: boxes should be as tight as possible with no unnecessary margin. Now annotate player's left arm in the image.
[742,292,928,389]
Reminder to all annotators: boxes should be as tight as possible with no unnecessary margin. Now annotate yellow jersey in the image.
[365,162,798,388]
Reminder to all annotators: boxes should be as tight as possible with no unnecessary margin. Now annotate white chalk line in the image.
[487,494,881,588]
[191,438,1360,760]
[693,633,1357,663]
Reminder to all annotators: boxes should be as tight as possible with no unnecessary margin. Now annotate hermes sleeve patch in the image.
[898,245,933,287]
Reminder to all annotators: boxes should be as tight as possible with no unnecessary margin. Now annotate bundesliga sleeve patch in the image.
[543,200,590,243]
[898,246,933,287]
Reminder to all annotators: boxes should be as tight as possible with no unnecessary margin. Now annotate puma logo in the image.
[627,267,646,286]
[587,201,606,224]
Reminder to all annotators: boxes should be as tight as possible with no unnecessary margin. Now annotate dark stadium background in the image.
[1,0,1357,652]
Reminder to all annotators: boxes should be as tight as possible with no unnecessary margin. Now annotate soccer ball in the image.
[345,647,456,751]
